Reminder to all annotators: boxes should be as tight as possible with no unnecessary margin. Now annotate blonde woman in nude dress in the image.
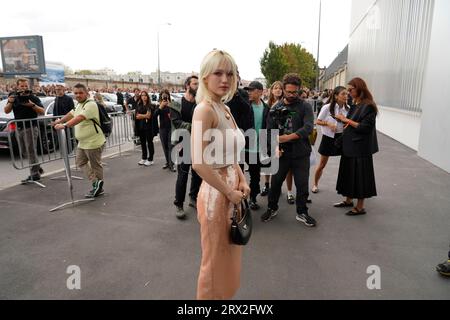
[191,50,250,300]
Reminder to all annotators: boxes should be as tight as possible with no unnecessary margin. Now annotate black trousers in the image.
[245,151,261,200]
[159,128,173,167]
[268,152,310,215]
[138,130,154,161]
[174,162,202,207]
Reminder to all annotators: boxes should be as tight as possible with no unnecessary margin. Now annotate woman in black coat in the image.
[333,77,379,216]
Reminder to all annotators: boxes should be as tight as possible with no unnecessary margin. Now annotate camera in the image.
[11,90,33,103]
[269,104,289,134]
[17,89,33,96]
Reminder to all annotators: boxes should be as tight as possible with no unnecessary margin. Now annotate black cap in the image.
[244,81,264,91]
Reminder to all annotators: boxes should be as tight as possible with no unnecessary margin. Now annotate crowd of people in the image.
[3,49,449,301]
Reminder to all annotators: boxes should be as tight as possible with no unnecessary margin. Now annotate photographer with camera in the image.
[261,74,317,227]
[4,78,45,183]
[155,89,175,172]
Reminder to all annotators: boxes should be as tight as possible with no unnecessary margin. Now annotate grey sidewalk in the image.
[0,133,449,299]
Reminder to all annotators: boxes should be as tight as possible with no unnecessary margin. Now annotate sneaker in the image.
[176,206,187,220]
[188,198,197,210]
[261,208,278,222]
[260,185,270,197]
[249,200,260,211]
[162,164,169,169]
[21,174,41,184]
[307,198,312,204]
[144,160,154,167]
[138,159,146,166]
[85,189,104,198]
[312,186,319,194]
[93,180,104,197]
[287,194,295,205]
[296,213,317,227]
[169,166,176,173]
[436,260,450,277]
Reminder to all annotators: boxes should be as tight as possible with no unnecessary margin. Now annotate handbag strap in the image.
[233,199,249,220]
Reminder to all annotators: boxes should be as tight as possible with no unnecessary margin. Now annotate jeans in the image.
[17,127,41,176]
[159,128,173,167]
[268,152,310,215]
[245,151,261,200]
[174,162,202,207]
[138,130,154,161]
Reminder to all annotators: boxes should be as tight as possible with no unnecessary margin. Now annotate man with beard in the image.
[170,76,202,220]
[262,74,317,227]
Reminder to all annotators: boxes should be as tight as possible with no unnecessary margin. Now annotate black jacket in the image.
[267,99,314,158]
[227,89,253,131]
[342,104,379,158]
[135,103,154,133]
[116,92,124,106]
[53,94,74,116]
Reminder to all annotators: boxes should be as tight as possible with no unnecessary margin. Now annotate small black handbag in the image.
[230,199,252,246]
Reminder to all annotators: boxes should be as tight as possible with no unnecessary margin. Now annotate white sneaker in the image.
[138,159,146,166]
[144,160,154,167]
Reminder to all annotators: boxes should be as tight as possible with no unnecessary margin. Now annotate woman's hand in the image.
[328,122,337,133]
[238,181,250,200]
[334,114,348,123]
[226,190,245,205]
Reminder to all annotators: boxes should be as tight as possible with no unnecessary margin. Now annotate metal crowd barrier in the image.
[6,116,77,188]
[104,111,135,157]
[49,129,95,212]
[7,112,134,189]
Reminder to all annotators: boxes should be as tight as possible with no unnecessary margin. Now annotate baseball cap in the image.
[244,81,264,91]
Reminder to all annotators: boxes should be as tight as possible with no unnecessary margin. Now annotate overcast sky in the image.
[1,0,352,80]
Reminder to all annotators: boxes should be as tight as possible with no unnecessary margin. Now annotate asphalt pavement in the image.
[0,133,449,299]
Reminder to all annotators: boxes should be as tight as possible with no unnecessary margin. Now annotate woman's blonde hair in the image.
[196,50,238,104]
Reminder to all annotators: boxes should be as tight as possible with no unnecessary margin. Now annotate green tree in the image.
[260,41,289,86]
[260,42,317,88]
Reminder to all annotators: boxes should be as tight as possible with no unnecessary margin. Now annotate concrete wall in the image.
[418,0,450,173]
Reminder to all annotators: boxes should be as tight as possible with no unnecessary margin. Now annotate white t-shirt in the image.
[318,103,349,138]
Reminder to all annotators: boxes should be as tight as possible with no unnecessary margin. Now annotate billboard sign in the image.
[0,35,46,76]
[40,61,65,85]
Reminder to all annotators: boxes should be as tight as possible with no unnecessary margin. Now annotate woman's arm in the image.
[191,103,244,205]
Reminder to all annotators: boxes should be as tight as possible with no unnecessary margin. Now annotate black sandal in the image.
[333,201,354,208]
[346,208,367,216]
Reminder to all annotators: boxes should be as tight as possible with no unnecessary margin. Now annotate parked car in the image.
[98,93,123,113]
[66,93,122,114]
[0,97,60,154]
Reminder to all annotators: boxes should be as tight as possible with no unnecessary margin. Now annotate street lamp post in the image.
[316,0,322,91]
[157,22,171,88]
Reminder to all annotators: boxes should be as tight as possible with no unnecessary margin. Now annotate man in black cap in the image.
[244,81,270,210]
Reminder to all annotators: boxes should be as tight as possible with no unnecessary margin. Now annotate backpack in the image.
[92,102,112,137]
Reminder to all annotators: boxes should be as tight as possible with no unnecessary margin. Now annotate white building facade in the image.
[348,0,450,173]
